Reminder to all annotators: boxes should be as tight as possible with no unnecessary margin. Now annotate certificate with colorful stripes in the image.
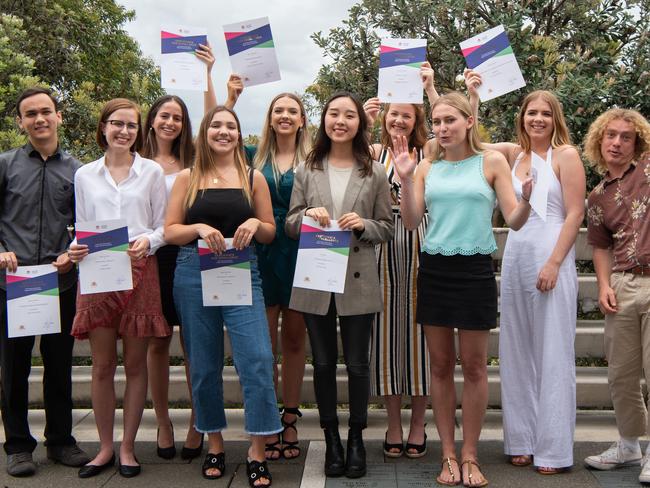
[378,38,427,104]
[6,265,60,338]
[224,17,281,87]
[293,217,351,294]
[76,219,133,295]
[460,25,526,102]
[160,24,208,91]
[198,239,252,306]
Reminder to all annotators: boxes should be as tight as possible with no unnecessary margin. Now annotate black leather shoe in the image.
[118,457,141,478]
[323,427,345,477]
[78,453,115,479]
[181,433,204,460]
[345,427,366,478]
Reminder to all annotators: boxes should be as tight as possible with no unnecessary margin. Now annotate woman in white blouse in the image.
[68,98,169,479]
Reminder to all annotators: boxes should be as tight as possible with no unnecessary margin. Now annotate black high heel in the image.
[157,421,176,459]
[181,432,205,460]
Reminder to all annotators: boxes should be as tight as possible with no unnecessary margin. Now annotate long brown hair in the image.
[305,91,373,176]
[96,98,143,152]
[428,92,483,161]
[379,103,428,150]
[141,95,194,168]
[516,90,571,153]
[185,106,251,208]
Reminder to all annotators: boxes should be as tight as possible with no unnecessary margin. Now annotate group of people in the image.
[1,42,650,487]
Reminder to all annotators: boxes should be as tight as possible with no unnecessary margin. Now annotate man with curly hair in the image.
[583,108,650,484]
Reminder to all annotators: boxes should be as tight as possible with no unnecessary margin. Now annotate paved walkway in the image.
[0,409,644,487]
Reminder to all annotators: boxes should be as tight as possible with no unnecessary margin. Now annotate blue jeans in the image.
[173,244,282,435]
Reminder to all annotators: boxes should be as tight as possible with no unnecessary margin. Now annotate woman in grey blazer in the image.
[285,92,394,479]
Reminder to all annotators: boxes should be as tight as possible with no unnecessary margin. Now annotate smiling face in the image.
[431,103,473,149]
[270,96,304,137]
[523,97,554,142]
[16,93,62,145]
[102,108,139,151]
[152,100,183,143]
[385,103,416,138]
[324,96,360,144]
[600,118,637,171]
[207,110,240,154]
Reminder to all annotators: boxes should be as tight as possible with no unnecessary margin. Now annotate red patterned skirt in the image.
[71,255,170,339]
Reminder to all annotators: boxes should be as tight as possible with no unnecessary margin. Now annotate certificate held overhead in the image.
[378,38,427,104]
[160,24,208,91]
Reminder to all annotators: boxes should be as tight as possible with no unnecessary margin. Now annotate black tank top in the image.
[185,169,254,238]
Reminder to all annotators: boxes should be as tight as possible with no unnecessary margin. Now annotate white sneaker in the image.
[640,454,650,483]
[584,441,642,470]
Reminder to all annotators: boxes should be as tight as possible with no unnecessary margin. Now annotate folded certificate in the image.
[76,219,133,295]
[224,17,281,87]
[6,265,60,338]
[460,25,526,102]
[160,24,208,91]
[378,38,427,104]
[199,239,252,306]
[293,217,352,294]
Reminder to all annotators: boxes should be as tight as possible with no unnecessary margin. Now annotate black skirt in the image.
[416,252,497,330]
[157,244,180,327]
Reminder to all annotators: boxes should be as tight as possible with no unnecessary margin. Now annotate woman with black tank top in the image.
[164,106,281,486]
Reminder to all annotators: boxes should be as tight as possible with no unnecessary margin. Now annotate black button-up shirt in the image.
[0,143,81,291]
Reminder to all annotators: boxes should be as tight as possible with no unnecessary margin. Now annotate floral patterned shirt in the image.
[587,155,650,271]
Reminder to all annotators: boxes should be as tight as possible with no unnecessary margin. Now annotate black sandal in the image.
[246,458,272,487]
[264,435,282,461]
[280,407,302,459]
[201,452,225,480]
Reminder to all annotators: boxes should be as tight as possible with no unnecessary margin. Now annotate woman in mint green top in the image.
[392,92,533,487]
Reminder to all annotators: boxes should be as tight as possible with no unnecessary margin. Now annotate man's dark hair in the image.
[16,87,59,117]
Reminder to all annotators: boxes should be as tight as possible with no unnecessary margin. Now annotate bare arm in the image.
[391,135,428,230]
[421,61,439,104]
[536,146,586,291]
[487,150,532,230]
[197,43,217,114]
[593,247,617,314]
[225,74,243,110]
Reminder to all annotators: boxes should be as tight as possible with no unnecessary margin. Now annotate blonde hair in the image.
[516,90,571,153]
[429,92,483,161]
[253,93,311,181]
[379,103,428,150]
[185,106,251,208]
[583,108,650,174]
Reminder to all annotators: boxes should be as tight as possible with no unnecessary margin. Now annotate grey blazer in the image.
[285,159,394,316]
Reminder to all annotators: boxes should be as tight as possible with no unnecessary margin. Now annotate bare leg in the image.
[406,395,427,453]
[250,435,272,487]
[279,307,306,458]
[265,305,282,460]
[178,330,201,448]
[458,329,489,486]
[86,327,119,465]
[205,432,224,477]
[120,335,149,466]
[384,395,403,453]
[424,326,460,483]
[147,334,173,448]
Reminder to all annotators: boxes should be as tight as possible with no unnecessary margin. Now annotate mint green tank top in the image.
[422,153,497,255]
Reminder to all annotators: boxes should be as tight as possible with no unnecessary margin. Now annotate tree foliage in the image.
[307,0,650,188]
[0,0,164,161]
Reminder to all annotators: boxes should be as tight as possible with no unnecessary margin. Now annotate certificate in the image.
[76,219,133,295]
[378,38,427,104]
[6,265,60,338]
[199,239,252,306]
[460,25,526,102]
[223,17,281,87]
[160,24,208,91]
[293,217,352,294]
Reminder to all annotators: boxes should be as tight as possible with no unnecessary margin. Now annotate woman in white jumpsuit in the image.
[467,78,586,474]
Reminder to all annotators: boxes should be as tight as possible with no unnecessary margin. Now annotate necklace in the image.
[163,157,177,166]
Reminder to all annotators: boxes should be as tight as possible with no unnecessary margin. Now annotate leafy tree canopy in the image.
[0,0,164,161]
[307,0,650,188]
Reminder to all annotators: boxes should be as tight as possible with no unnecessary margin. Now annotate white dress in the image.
[499,150,577,468]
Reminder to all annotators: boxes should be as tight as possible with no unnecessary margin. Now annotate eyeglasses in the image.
[106,120,139,132]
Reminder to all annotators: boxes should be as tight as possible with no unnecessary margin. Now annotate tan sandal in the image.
[436,457,461,486]
[536,466,569,475]
[510,455,532,467]
[461,459,488,487]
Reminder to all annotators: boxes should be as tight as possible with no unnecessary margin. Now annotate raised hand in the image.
[420,61,435,91]
[363,97,381,127]
[226,74,244,107]
[521,176,534,202]
[463,68,482,97]
[196,42,215,74]
[388,135,417,180]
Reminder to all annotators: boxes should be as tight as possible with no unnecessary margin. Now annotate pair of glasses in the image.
[106,120,139,132]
